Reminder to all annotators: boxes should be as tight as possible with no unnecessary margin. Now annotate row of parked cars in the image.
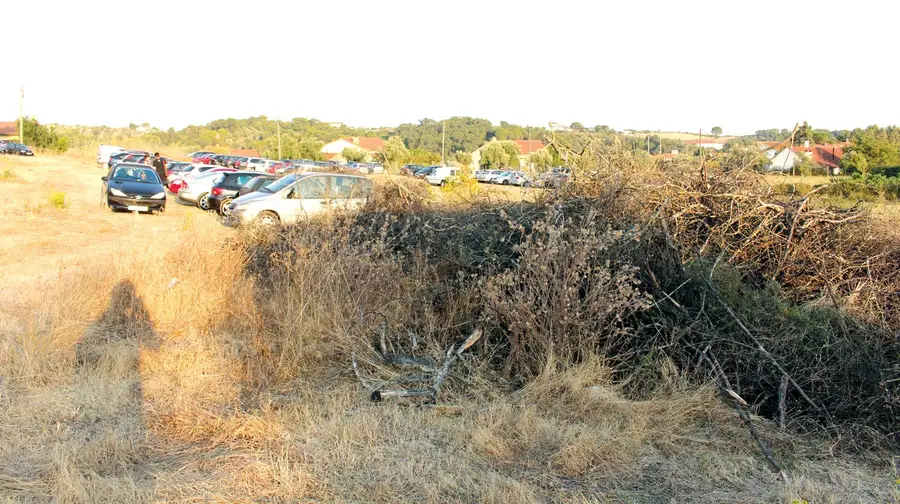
[0,140,34,156]
[186,151,386,175]
[400,164,570,188]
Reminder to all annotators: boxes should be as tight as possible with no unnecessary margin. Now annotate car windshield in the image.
[112,166,160,184]
[261,174,297,193]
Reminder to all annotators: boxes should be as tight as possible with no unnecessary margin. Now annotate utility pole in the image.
[441,120,446,166]
[277,118,282,160]
[18,86,24,144]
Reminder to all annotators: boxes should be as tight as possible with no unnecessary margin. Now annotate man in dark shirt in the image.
[151,153,167,186]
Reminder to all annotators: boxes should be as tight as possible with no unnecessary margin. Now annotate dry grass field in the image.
[0,155,896,503]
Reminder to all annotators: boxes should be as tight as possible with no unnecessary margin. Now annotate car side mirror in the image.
[101,176,108,181]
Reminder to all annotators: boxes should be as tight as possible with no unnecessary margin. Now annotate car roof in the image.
[114,162,153,169]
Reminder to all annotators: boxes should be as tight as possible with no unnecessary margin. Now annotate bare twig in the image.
[778,374,789,430]
[703,276,836,429]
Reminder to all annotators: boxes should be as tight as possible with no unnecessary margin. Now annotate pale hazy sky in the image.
[3,0,896,134]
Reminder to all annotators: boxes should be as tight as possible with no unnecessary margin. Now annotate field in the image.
[0,154,897,503]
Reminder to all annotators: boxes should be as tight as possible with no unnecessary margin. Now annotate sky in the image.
[3,0,897,135]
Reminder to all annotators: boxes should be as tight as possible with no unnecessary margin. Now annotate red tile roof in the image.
[790,144,844,168]
[0,122,17,136]
[514,140,546,155]
[229,149,259,157]
[343,137,384,152]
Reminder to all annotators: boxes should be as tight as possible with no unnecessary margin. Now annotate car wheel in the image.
[256,211,279,226]
[440,180,446,187]
[219,198,233,216]
[502,180,509,185]
[197,193,211,211]
[523,181,532,188]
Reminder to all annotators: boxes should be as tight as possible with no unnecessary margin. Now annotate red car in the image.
[265,161,285,174]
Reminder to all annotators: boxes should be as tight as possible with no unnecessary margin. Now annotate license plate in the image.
[127,205,148,212]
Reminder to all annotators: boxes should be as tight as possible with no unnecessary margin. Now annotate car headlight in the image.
[150,192,165,199]
[110,188,127,197]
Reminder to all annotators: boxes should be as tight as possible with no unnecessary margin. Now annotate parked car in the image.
[475,170,501,183]
[232,156,250,169]
[237,174,277,197]
[177,169,247,210]
[537,171,569,188]
[425,166,460,186]
[168,165,235,193]
[165,162,191,178]
[100,162,166,213]
[207,171,263,215]
[264,161,286,174]
[108,151,149,169]
[401,164,424,176]
[487,171,512,184]
[4,143,34,156]
[493,171,530,186]
[415,166,438,178]
[185,150,214,158]
[245,157,268,171]
[226,172,374,226]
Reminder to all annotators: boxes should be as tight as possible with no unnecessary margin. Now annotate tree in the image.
[527,149,553,171]
[382,136,410,172]
[500,141,521,168]
[21,118,70,153]
[479,142,510,169]
[454,151,473,167]
[795,121,813,144]
[342,147,367,162]
[711,126,723,137]
[570,122,585,131]
[296,139,325,161]
[840,151,869,176]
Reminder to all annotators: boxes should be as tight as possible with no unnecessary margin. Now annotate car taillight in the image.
[211,187,223,196]
[181,182,189,191]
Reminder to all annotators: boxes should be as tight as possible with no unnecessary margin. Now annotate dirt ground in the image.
[0,155,896,503]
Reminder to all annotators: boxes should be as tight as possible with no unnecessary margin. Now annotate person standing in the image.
[151,153,167,186]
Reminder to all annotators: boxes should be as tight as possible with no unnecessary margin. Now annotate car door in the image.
[295,175,329,219]
[330,175,371,210]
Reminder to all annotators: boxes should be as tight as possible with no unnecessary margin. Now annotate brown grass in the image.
[0,154,896,503]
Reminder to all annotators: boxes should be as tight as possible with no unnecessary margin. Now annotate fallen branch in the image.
[702,348,788,482]
[702,276,836,429]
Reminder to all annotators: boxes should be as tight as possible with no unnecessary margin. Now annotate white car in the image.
[425,166,460,186]
[488,171,512,184]
[246,158,268,171]
[494,171,530,186]
[227,173,374,226]
[476,170,501,183]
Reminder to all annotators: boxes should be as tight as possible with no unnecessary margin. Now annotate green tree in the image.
[382,136,410,172]
[480,142,510,169]
[711,126,723,137]
[840,151,869,176]
[295,139,325,161]
[454,151,473,167]
[570,122,585,130]
[527,149,553,171]
[795,121,813,144]
[342,147,367,162]
[21,118,70,153]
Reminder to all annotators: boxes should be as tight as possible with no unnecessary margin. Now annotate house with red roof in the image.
[321,136,385,161]
[765,141,846,175]
[0,122,19,141]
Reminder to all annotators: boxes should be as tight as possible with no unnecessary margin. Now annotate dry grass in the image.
[0,154,896,503]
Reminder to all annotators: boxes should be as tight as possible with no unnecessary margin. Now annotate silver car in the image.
[476,170,501,183]
[226,172,374,226]
[246,158,268,171]
[179,170,257,210]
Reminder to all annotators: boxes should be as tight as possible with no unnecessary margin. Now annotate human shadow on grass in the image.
[72,280,159,486]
